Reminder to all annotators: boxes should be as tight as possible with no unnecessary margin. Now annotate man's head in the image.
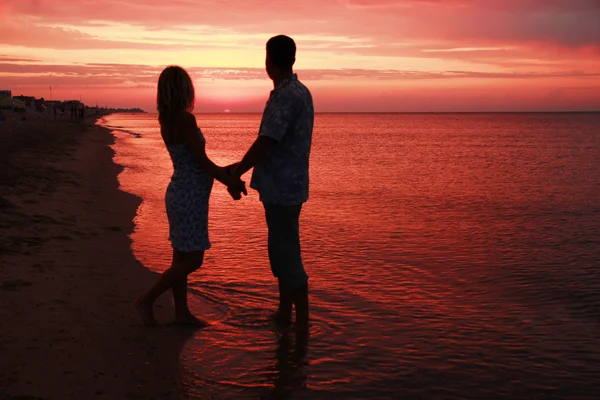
[266,35,296,80]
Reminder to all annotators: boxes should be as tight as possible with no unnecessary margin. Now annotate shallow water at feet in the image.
[102,112,600,399]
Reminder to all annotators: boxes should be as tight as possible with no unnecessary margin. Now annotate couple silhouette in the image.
[135,35,314,332]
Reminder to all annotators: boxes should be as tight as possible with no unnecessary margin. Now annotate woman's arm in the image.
[180,113,247,194]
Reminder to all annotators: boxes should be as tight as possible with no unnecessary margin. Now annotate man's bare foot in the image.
[292,283,309,328]
[134,297,158,326]
[174,313,210,327]
[276,279,293,324]
[295,321,310,334]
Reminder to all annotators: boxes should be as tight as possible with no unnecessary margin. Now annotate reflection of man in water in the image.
[270,329,308,396]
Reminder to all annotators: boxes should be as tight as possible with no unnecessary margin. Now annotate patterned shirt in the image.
[251,74,314,205]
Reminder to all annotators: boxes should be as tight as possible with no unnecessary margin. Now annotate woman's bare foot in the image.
[174,313,210,327]
[134,297,158,326]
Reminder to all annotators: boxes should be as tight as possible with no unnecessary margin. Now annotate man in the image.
[229,34,314,328]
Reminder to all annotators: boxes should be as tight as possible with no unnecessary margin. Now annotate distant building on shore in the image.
[0,90,13,110]
[13,95,36,108]
[34,97,46,112]
[63,100,82,108]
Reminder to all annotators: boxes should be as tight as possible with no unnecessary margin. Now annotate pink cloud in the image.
[1,62,597,86]
[0,0,596,82]
[1,0,599,111]
[0,20,194,50]
[2,0,598,49]
[0,54,39,62]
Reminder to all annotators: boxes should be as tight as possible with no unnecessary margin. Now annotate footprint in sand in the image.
[0,279,33,291]
[54,235,74,241]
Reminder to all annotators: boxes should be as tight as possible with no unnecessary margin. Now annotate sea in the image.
[100,112,600,399]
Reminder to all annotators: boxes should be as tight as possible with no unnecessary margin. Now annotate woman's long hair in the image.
[156,66,195,130]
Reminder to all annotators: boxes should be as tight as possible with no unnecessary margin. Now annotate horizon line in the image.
[183,110,600,114]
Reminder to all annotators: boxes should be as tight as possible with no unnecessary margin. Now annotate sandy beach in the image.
[0,112,191,399]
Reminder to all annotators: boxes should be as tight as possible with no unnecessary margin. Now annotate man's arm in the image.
[223,137,276,200]
[233,92,293,177]
[228,91,293,199]
[232,136,278,178]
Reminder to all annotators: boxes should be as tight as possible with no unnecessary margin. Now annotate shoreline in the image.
[0,114,191,399]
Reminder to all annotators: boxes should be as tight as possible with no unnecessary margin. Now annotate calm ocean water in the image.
[100,112,600,399]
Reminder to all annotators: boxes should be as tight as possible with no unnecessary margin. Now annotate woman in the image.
[135,65,246,326]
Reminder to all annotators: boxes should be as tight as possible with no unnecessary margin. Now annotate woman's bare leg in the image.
[172,276,209,326]
[171,250,207,325]
[135,249,204,325]
[172,275,190,315]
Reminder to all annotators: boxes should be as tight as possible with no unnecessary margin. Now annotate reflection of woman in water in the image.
[135,66,246,326]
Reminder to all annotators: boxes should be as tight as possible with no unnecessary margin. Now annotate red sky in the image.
[1,0,599,112]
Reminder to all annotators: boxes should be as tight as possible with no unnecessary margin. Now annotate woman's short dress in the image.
[165,129,214,252]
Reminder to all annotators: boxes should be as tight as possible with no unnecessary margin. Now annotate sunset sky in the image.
[1,0,599,112]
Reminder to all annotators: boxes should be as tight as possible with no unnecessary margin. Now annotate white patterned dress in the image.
[165,128,214,252]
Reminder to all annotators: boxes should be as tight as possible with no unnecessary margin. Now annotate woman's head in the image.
[157,65,195,123]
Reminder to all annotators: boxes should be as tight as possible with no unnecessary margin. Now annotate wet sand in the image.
[0,113,193,399]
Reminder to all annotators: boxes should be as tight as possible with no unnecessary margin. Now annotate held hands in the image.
[224,162,247,201]
[227,178,247,200]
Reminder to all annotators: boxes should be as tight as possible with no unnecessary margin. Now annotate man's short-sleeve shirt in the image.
[250,74,314,205]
